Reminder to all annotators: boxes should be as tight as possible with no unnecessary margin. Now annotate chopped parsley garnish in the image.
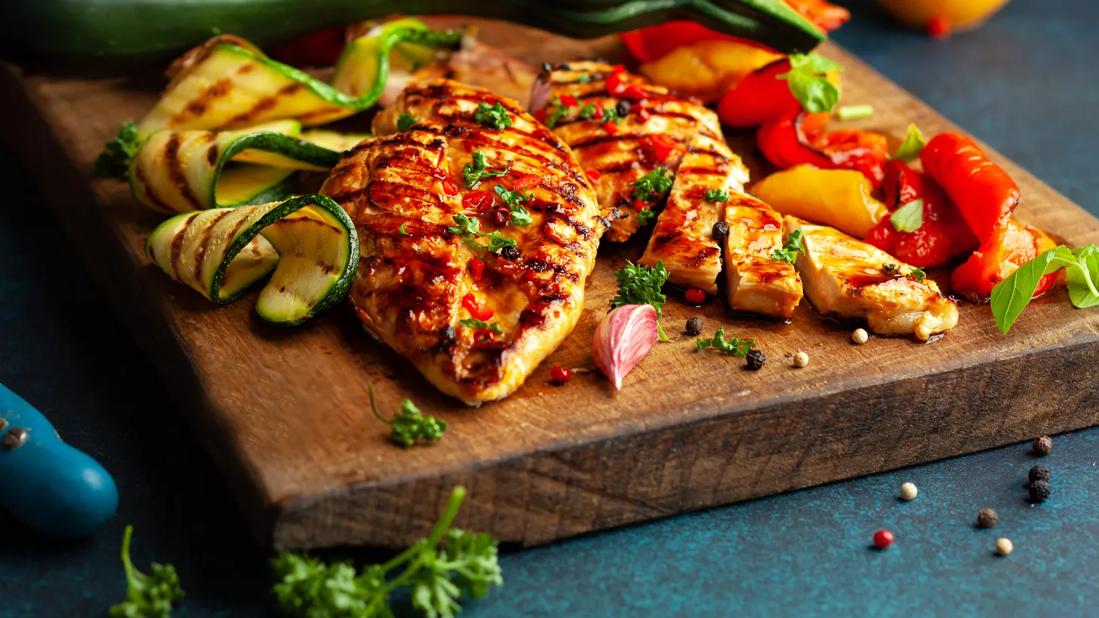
[908,267,927,282]
[770,229,804,265]
[578,103,597,120]
[601,106,623,124]
[472,102,513,130]
[576,74,592,83]
[494,184,534,226]
[631,168,673,202]
[109,526,184,618]
[459,318,503,334]
[705,189,729,203]
[696,327,754,357]
[93,121,140,179]
[545,98,570,128]
[369,385,446,447]
[636,208,656,226]
[778,52,842,113]
[893,123,927,161]
[884,262,925,281]
[447,214,518,253]
[890,199,924,232]
[463,151,510,188]
[398,223,409,236]
[396,113,417,132]
[611,260,669,340]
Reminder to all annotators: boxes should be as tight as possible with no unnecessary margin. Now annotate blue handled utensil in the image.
[0,382,117,538]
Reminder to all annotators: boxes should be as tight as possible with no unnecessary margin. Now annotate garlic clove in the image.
[593,304,659,390]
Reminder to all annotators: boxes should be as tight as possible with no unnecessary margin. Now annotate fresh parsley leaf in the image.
[576,74,592,83]
[696,327,755,357]
[447,214,518,253]
[908,267,927,282]
[601,106,623,125]
[463,151,509,188]
[636,208,656,226]
[611,260,670,341]
[271,487,501,618]
[93,121,140,179]
[836,104,874,120]
[545,98,570,128]
[893,123,927,161]
[705,189,729,203]
[493,184,534,226]
[991,244,1099,333]
[472,102,513,130]
[771,229,804,265]
[578,103,597,120]
[460,317,503,334]
[890,199,924,233]
[778,53,842,113]
[399,223,409,236]
[109,526,184,618]
[369,385,446,447]
[631,168,673,202]
[397,113,417,132]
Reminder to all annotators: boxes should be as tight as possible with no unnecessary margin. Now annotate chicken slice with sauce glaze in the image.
[321,80,603,403]
[724,194,804,319]
[785,217,958,340]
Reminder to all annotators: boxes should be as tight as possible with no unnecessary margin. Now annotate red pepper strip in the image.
[585,169,602,182]
[950,219,1058,302]
[559,94,578,106]
[717,59,800,128]
[639,134,677,164]
[865,161,977,268]
[620,21,777,63]
[783,0,851,32]
[468,257,484,281]
[461,293,494,321]
[757,112,889,187]
[510,173,542,191]
[920,132,1019,243]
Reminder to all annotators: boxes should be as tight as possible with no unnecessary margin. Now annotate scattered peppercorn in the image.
[501,245,520,260]
[616,99,632,118]
[685,316,704,336]
[995,537,1013,556]
[793,351,810,368]
[684,288,706,304]
[1032,435,1053,456]
[899,482,918,501]
[711,221,729,244]
[1028,479,1051,503]
[549,365,572,385]
[977,507,998,528]
[873,529,894,550]
[851,328,869,345]
[745,348,766,371]
[1028,465,1051,484]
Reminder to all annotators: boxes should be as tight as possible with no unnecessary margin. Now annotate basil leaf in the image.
[778,53,842,114]
[890,199,924,232]
[893,123,926,161]
[1067,244,1099,308]
[990,246,1075,333]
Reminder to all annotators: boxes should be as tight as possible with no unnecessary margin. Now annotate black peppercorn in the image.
[500,245,520,261]
[685,316,704,336]
[1028,465,1051,484]
[745,348,766,371]
[977,507,998,528]
[1032,435,1053,456]
[615,100,632,118]
[1029,479,1051,503]
[712,221,729,244]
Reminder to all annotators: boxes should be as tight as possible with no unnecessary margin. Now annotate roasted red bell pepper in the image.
[784,0,851,31]
[920,132,1018,242]
[717,59,802,128]
[865,160,977,267]
[757,112,889,187]
[621,21,767,63]
[951,219,1058,302]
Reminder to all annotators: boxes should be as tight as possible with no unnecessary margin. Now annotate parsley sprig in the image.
[493,184,534,226]
[705,189,729,203]
[93,121,140,180]
[611,261,669,340]
[992,244,1099,333]
[109,526,184,618]
[369,385,446,447]
[778,53,842,113]
[463,151,509,188]
[460,317,502,334]
[447,214,517,253]
[397,113,418,132]
[696,327,754,357]
[271,486,502,618]
[472,102,513,130]
[771,229,805,265]
[636,208,656,226]
[631,168,673,202]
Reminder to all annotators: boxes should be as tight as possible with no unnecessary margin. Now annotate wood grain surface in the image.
[3,17,1098,549]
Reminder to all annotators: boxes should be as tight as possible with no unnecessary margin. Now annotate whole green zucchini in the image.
[1,0,822,66]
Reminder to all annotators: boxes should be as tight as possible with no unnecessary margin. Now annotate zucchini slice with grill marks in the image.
[146,195,358,325]
[129,120,343,213]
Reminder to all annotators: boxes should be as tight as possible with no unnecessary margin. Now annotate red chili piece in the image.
[640,134,677,164]
[606,73,625,96]
[549,366,572,384]
[559,94,578,106]
[462,293,494,321]
[873,529,894,550]
[585,168,602,182]
[592,107,604,120]
[684,288,706,304]
[620,84,648,101]
[604,121,619,135]
[442,179,459,196]
[468,257,485,281]
[463,190,494,213]
[511,173,542,191]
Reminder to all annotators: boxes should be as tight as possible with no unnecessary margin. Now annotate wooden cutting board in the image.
[4,17,1099,550]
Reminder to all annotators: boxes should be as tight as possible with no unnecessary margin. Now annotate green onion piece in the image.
[836,104,874,121]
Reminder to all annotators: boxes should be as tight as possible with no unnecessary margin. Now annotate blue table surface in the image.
[4,1,1099,616]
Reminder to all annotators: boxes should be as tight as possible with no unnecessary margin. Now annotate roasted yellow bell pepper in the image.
[639,39,782,103]
[751,165,888,238]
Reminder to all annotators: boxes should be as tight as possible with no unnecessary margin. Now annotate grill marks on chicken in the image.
[723,194,804,319]
[322,80,602,403]
[786,217,959,341]
[534,61,723,242]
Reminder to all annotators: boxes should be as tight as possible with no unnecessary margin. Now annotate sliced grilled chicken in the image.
[532,61,722,242]
[638,131,749,294]
[724,194,804,319]
[321,80,603,403]
[785,217,958,340]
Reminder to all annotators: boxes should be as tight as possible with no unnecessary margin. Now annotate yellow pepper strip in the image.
[639,39,782,103]
[751,164,888,238]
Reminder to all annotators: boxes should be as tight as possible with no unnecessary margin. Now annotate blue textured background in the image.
[3,0,1098,615]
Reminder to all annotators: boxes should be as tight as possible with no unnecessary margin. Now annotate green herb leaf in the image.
[636,208,656,226]
[704,189,730,203]
[770,229,805,265]
[473,102,514,130]
[601,106,623,125]
[398,223,409,236]
[576,74,592,83]
[109,526,184,618]
[447,214,518,253]
[494,184,534,226]
[463,151,509,188]
[397,113,417,132]
[696,327,755,357]
[631,168,674,202]
[545,97,570,128]
[369,385,446,447]
[990,246,1077,333]
[611,261,670,341]
[836,104,874,121]
[1065,244,1099,308]
[778,53,842,113]
[578,103,597,120]
[893,123,926,161]
[890,199,924,232]
[93,121,141,180]
[460,317,503,334]
[908,267,927,282]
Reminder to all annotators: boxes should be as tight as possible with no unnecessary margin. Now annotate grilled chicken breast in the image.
[321,80,603,403]
[638,131,749,294]
[532,61,722,242]
[724,195,804,318]
[785,217,958,340]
